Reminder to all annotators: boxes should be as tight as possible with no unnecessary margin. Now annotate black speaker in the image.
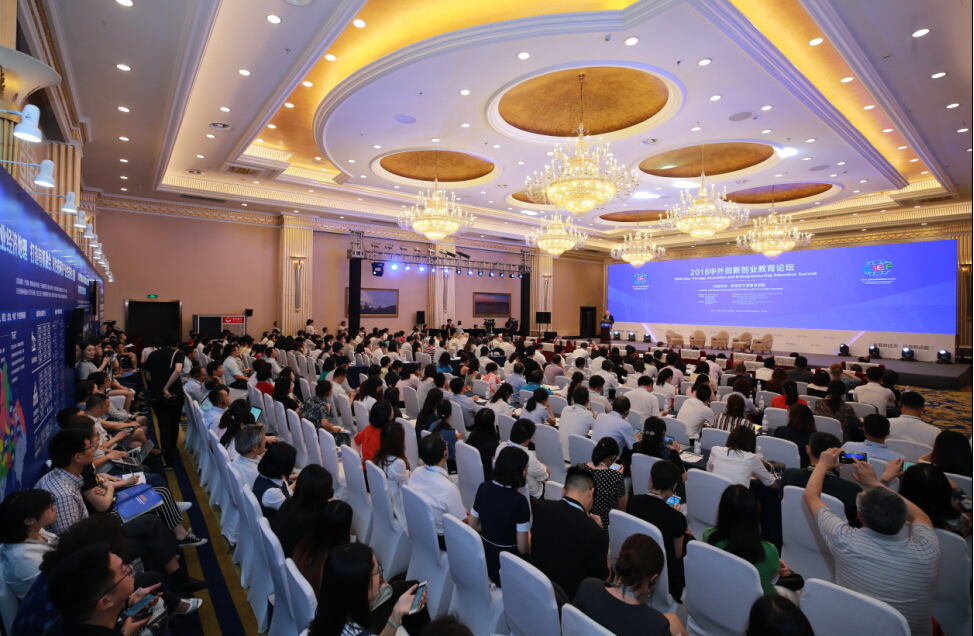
[543,331,557,341]
[416,311,426,325]
[536,311,551,324]
[244,308,254,317]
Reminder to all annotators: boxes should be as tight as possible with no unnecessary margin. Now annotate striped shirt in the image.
[816,507,940,636]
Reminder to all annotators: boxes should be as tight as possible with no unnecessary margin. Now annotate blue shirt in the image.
[522,382,553,395]
[506,374,526,403]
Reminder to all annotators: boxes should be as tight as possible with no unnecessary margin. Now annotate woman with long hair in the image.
[814,380,863,442]
[898,463,971,537]
[429,401,461,469]
[766,369,788,395]
[522,387,556,426]
[653,368,677,411]
[436,352,453,374]
[383,386,403,421]
[354,401,394,464]
[467,408,500,481]
[218,401,257,452]
[770,380,806,410]
[416,387,445,439]
[374,422,410,533]
[577,438,627,532]
[707,426,777,488]
[807,369,831,398]
[771,404,817,467]
[485,383,514,417]
[460,356,480,390]
[272,465,334,557]
[273,375,302,415]
[712,394,751,432]
[921,430,973,477]
[563,371,586,404]
[293,500,353,595]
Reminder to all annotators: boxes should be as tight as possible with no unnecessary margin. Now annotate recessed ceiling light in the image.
[830,173,838,177]
[459,89,470,96]
[517,51,530,59]
[920,171,928,174]
[931,72,946,79]
[909,158,918,162]
[897,145,908,149]
[520,210,539,216]
[493,144,500,148]
[315,156,322,160]
[309,189,314,192]
[325,54,337,61]
[697,58,712,66]
[360,175,366,178]
[348,159,355,163]
[302,81,313,87]
[266,14,281,24]
[774,174,783,177]
[284,102,294,108]
[853,190,860,193]
[116,63,131,71]
[116,0,134,6]
[488,200,493,203]
[253,180,259,184]
[205,133,215,138]
[809,37,824,45]
[517,161,524,165]
[806,138,816,142]
[220,107,230,112]
[372,145,381,149]
[394,185,399,189]
[625,37,639,45]
[119,136,129,141]
[836,161,846,165]
[946,103,959,109]
[120,176,128,179]
[268,124,276,129]
[357,198,362,201]
[461,123,470,128]
[859,179,868,183]
[120,187,127,191]
[912,28,929,37]
[119,159,128,163]
[353,18,366,28]
[239,69,250,76]
[257,138,264,142]
[802,157,812,160]
[840,77,854,83]
[882,128,893,132]
[339,215,344,218]
[760,105,772,111]
[863,105,874,110]
[691,126,701,131]
[117,106,130,113]
[431,138,439,142]
[709,95,721,101]
[761,129,771,134]
[547,151,554,156]
[197,154,204,158]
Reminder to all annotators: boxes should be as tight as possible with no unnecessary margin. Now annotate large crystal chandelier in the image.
[524,74,640,216]
[525,213,587,258]
[611,226,666,268]
[736,188,812,259]
[397,153,475,242]
[660,146,748,241]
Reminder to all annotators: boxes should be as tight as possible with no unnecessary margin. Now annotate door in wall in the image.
[579,306,597,338]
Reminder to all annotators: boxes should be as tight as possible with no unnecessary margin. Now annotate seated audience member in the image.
[652,369,677,411]
[772,404,817,467]
[416,387,446,440]
[852,366,896,416]
[543,355,566,385]
[494,419,549,499]
[222,344,251,389]
[522,388,556,426]
[484,383,514,417]
[216,398,252,439]
[586,375,612,412]
[770,380,806,410]
[308,543,428,636]
[521,369,549,394]
[754,358,776,384]
[253,442,297,521]
[231,424,266,487]
[766,368,788,395]
[829,361,861,392]
[732,363,758,391]
[273,375,302,415]
[436,352,453,374]
[779,432,862,525]
[745,595,814,636]
[593,360,621,392]
[803,448,940,636]
[89,373,147,429]
[705,485,798,598]
[303,380,349,446]
[841,413,904,462]
[806,369,831,398]
[592,397,640,461]
[272,465,334,558]
[628,375,664,421]
[712,393,751,432]
[184,364,207,403]
[408,433,469,550]
[292,499,353,595]
[815,380,863,442]
[898,463,972,538]
[505,363,526,404]
[785,356,814,383]
[0,490,58,600]
[573,533,688,636]
[204,386,231,431]
[559,386,597,458]
[469,446,532,586]
[254,362,275,396]
[375,422,411,533]
[466,409,500,481]
[707,425,777,488]
[397,363,423,391]
[446,377,480,430]
[730,378,759,416]
[561,371,585,401]
[429,401,461,468]
[919,430,972,477]
[676,385,715,442]
[529,467,609,603]
[887,392,939,448]
[355,400,395,464]
[626,460,690,601]
[576,438,627,532]
[664,353,684,386]
[634,417,686,480]
[480,362,502,395]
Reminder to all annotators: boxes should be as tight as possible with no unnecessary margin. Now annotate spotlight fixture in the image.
[612,331,621,340]
[838,344,851,357]
[371,262,384,277]
[900,347,915,361]
[627,332,636,342]
[371,242,380,249]
[404,265,411,271]
[478,270,483,276]
[500,273,506,278]
[384,244,394,250]
[868,344,881,358]
[467,270,473,276]
[390,263,398,271]
[518,273,523,279]
[414,247,423,254]
[430,267,436,272]
[418,265,426,272]
[643,333,652,343]
[457,268,463,275]
[488,271,495,277]
[936,349,952,364]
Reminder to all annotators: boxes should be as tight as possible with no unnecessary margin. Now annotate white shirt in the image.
[853,383,896,414]
[887,415,940,448]
[652,382,677,410]
[499,342,515,356]
[0,530,57,599]
[558,404,596,457]
[223,356,244,386]
[627,387,661,422]
[494,441,548,498]
[267,357,282,378]
[485,399,513,418]
[532,351,546,365]
[707,446,776,487]
[593,369,620,390]
[706,360,723,379]
[259,476,288,510]
[205,406,227,432]
[573,347,589,359]
[665,365,684,386]
[588,390,612,413]
[677,397,715,440]
[383,456,410,534]
[232,455,261,489]
[184,378,205,404]
[408,465,467,536]
[592,412,639,451]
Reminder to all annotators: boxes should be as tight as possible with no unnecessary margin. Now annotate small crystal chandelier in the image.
[611,222,666,268]
[524,74,640,216]
[660,146,748,241]
[526,212,587,258]
[737,187,812,259]
[397,153,475,242]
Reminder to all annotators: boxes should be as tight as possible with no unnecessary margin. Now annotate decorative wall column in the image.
[530,252,554,334]
[428,241,455,328]
[279,214,314,335]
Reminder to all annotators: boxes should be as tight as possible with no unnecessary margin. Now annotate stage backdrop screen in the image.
[608,240,956,358]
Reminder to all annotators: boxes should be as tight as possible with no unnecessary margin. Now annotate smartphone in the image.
[839,451,868,464]
[250,406,262,420]
[666,495,681,508]
[902,461,916,471]
[408,581,428,614]
[610,463,622,471]
[664,436,675,446]
[123,590,154,617]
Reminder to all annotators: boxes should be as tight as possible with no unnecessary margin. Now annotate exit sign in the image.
[147,294,158,298]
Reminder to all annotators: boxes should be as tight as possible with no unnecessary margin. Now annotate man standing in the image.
[145,333,185,470]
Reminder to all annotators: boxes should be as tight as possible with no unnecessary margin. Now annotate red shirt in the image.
[354,425,383,464]
[770,395,807,410]
[256,381,275,396]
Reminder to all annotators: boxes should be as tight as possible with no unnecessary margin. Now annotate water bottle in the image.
[759,395,765,410]
[693,438,700,454]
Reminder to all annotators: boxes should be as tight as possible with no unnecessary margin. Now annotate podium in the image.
[600,321,613,343]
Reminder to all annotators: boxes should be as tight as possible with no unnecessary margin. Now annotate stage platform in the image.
[599,339,972,391]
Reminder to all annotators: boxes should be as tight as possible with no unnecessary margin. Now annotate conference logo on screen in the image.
[632,272,650,290]
[861,259,895,285]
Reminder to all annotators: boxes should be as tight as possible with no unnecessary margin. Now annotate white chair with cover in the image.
[730,332,752,352]
[561,604,614,636]
[443,514,507,636]
[933,528,973,636]
[262,393,278,437]
[497,414,515,442]
[455,441,484,511]
[204,432,224,508]
[520,390,533,407]
[685,541,762,636]
[286,351,298,372]
[352,400,370,435]
[300,418,322,466]
[359,373,368,385]
[241,486,274,632]
[689,330,706,348]
[700,428,729,452]
[316,428,346,501]
[285,558,317,634]
[448,404,465,432]
[335,392,354,432]
[800,579,910,636]
[665,418,690,446]
[679,381,693,394]
[755,391,778,409]
[757,436,801,469]
[0,554,19,635]
[615,386,631,397]
[544,481,563,500]
[685,469,734,539]
[626,411,643,431]
[672,395,690,413]
[402,486,454,618]
[340,446,373,543]
[813,415,843,439]
[631,454,659,496]
[589,402,605,415]
[471,380,490,398]
[710,401,727,415]
[947,473,972,499]
[533,424,566,484]
[654,393,669,411]
[299,378,312,404]
[716,385,733,400]
[401,348,413,362]
[259,517,298,636]
[396,418,421,469]
[752,334,773,353]
[608,510,677,614]
[762,407,788,431]
[366,461,412,578]
[417,353,432,367]
[275,400,290,444]
[226,468,255,584]
[555,375,571,390]
[287,409,310,469]
[847,401,877,418]
[711,331,729,350]
[498,552,560,636]
[569,434,597,467]
[213,443,241,544]
[780,485,847,583]
[548,394,568,417]
[884,439,932,463]
[794,381,808,395]
[403,386,421,419]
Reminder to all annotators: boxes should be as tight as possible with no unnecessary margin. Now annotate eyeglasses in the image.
[373,562,384,583]
[96,563,134,606]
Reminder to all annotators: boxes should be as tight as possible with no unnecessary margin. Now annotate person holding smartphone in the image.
[576,438,627,533]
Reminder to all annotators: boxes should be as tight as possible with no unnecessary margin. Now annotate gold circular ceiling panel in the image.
[498,67,669,137]
[726,182,833,204]
[639,142,776,178]
[599,210,667,223]
[379,150,494,182]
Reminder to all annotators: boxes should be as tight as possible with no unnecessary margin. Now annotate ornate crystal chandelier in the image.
[660,146,748,241]
[397,153,475,242]
[525,213,587,258]
[524,74,640,216]
[736,188,812,259]
[611,225,666,268]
